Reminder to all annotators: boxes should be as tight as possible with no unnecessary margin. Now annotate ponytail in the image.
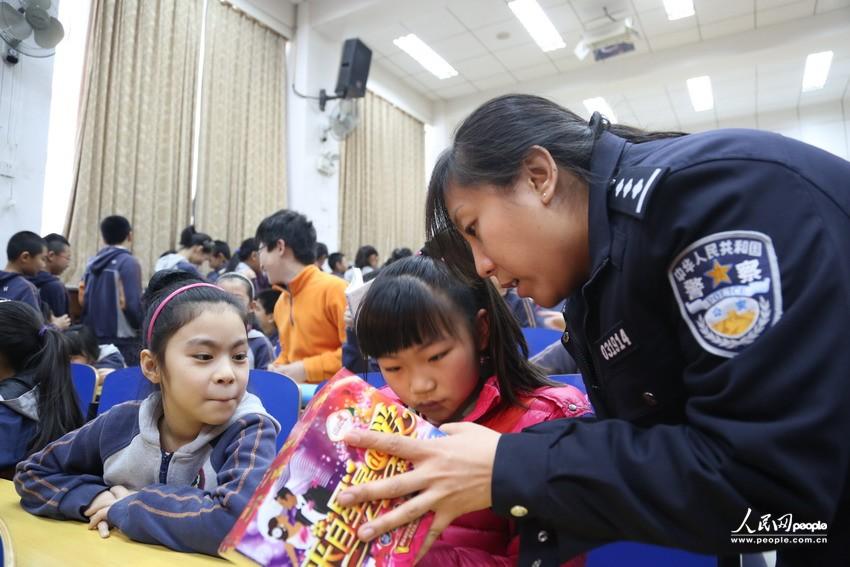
[0,301,83,454]
[28,326,83,453]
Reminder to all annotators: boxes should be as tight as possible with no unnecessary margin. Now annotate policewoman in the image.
[337,94,850,567]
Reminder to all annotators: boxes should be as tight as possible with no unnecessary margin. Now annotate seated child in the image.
[15,271,280,555]
[217,272,275,371]
[66,324,127,373]
[0,300,83,478]
[355,255,591,566]
[253,288,282,357]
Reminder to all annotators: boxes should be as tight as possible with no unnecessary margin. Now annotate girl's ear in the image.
[139,349,162,385]
[475,308,490,352]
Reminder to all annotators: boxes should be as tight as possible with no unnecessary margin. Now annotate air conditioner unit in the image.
[574,17,639,62]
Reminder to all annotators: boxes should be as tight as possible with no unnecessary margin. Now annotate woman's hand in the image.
[338,422,501,561]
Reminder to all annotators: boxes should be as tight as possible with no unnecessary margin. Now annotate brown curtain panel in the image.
[193,0,287,246]
[339,91,426,260]
[65,0,202,284]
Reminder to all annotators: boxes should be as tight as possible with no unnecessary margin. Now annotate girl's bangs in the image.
[356,275,465,359]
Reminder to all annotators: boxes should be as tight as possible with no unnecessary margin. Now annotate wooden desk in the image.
[0,480,228,566]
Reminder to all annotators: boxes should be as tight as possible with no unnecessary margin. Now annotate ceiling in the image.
[311,0,850,136]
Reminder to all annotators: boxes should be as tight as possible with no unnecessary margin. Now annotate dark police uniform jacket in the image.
[491,128,850,567]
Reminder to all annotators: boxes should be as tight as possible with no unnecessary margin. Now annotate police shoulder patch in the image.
[607,166,669,219]
[668,230,783,358]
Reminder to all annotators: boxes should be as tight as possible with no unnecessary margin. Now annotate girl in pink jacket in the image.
[355,253,590,566]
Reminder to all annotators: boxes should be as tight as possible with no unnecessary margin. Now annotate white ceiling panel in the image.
[492,42,557,70]
[636,7,698,37]
[512,61,560,81]
[451,53,510,80]
[386,51,431,76]
[699,14,756,39]
[815,0,850,12]
[430,33,490,63]
[694,0,755,23]
[756,0,816,27]
[647,28,702,50]
[445,0,515,30]
[434,81,479,99]
[471,18,536,51]
[358,24,410,57]
[401,9,467,44]
[471,72,518,91]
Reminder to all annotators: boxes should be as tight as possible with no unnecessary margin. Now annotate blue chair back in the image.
[98,366,148,415]
[362,372,386,389]
[70,363,97,415]
[587,542,715,567]
[248,370,301,450]
[522,327,562,358]
[549,373,587,394]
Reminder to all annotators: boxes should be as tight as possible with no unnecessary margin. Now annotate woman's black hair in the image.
[0,301,83,453]
[425,94,684,265]
[179,225,197,248]
[64,324,100,363]
[354,245,378,269]
[141,271,247,362]
[355,255,551,411]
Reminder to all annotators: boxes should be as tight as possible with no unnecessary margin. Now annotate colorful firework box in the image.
[219,370,443,566]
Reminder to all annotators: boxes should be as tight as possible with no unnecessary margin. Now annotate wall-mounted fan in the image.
[0,0,65,64]
[327,99,359,141]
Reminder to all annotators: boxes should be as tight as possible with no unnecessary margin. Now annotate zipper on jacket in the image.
[159,450,174,484]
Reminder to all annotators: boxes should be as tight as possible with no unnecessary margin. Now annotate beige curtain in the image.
[339,91,426,259]
[65,0,202,284]
[194,0,287,246]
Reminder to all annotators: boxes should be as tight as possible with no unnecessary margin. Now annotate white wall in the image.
[0,56,55,267]
[285,2,434,253]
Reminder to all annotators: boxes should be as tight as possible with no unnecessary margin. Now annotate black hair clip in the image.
[588,111,609,138]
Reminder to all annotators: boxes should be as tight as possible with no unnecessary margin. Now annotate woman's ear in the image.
[523,145,559,206]
[475,308,490,352]
[139,349,162,385]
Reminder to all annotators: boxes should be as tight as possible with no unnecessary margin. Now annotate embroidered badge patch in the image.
[668,230,782,358]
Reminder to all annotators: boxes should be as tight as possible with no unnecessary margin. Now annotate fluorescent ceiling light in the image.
[583,97,617,123]
[393,34,458,80]
[663,0,695,21]
[508,0,566,52]
[686,75,713,112]
[802,51,833,92]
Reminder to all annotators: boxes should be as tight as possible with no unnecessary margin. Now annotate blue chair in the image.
[248,369,301,450]
[522,327,562,358]
[97,366,148,415]
[549,373,587,394]
[362,372,386,389]
[587,542,715,566]
[70,363,97,416]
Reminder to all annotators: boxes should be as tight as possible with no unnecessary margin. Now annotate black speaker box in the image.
[334,38,372,99]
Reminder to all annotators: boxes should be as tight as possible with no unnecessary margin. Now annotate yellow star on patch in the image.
[704,259,732,287]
